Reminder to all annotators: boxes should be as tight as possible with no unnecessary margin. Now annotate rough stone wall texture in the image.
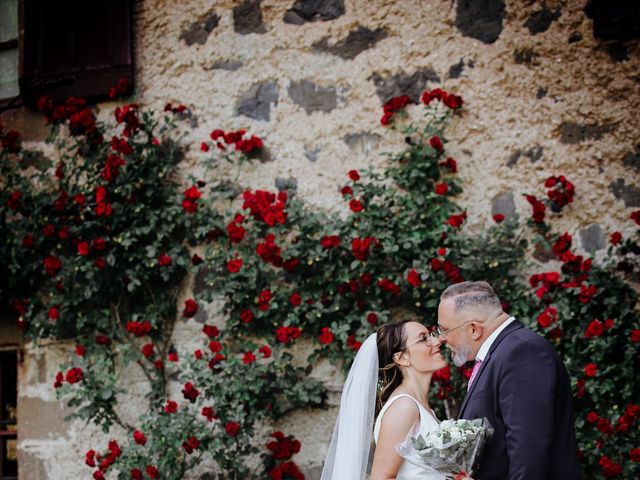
[3,0,640,478]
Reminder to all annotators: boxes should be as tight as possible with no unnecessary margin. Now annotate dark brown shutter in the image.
[21,0,133,105]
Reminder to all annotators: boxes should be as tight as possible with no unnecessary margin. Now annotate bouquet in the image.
[396,418,494,479]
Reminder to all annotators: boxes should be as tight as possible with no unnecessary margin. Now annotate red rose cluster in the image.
[545,175,575,211]
[242,189,287,226]
[38,96,101,143]
[108,77,130,99]
[208,128,263,154]
[266,431,304,480]
[276,325,302,344]
[85,440,123,480]
[182,185,202,213]
[380,94,411,125]
[524,194,546,224]
[114,103,142,137]
[421,88,463,109]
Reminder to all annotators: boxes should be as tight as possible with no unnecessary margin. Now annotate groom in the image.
[437,281,581,479]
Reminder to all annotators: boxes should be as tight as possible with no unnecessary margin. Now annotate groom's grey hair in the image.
[440,281,502,318]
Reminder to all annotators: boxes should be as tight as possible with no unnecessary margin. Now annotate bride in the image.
[321,320,448,480]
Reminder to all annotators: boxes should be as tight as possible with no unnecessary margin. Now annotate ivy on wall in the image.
[0,82,638,479]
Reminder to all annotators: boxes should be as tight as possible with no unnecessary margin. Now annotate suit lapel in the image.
[458,320,524,418]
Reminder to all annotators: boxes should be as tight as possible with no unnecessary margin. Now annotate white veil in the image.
[321,333,379,480]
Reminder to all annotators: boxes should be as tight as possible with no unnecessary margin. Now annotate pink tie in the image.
[467,359,483,390]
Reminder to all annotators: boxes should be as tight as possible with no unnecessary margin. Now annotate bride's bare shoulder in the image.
[380,396,420,429]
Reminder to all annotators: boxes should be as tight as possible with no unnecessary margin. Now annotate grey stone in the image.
[275,177,298,192]
[455,0,505,44]
[369,68,441,103]
[302,465,324,480]
[179,12,220,46]
[288,80,337,114]
[18,450,47,480]
[609,178,640,207]
[506,149,521,168]
[283,0,345,24]
[491,191,516,221]
[236,81,279,121]
[523,145,544,163]
[558,121,614,144]
[305,146,320,162]
[18,396,69,439]
[233,0,267,35]
[313,26,388,60]
[579,224,606,253]
[193,308,208,324]
[622,146,640,171]
[513,48,538,65]
[536,87,548,99]
[343,132,382,154]
[194,267,214,296]
[524,6,561,35]
[207,60,243,71]
[448,59,465,79]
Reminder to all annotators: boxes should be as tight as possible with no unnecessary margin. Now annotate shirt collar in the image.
[476,316,515,362]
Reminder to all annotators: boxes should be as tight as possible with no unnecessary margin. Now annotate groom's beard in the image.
[450,342,472,367]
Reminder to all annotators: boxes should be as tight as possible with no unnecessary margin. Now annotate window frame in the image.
[0,345,20,480]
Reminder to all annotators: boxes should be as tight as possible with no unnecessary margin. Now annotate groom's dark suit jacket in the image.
[458,320,581,480]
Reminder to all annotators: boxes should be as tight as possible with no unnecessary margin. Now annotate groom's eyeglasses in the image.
[436,321,474,339]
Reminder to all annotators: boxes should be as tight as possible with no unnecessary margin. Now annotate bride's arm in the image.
[370,397,420,480]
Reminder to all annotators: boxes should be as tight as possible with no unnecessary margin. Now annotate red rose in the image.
[493,214,505,223]
[44,256,62,276]
[349,199,363,212]
[341,186,353,196]
[133,430,147,445]
[587,411,599,423]
[598,455,622,477]
[429,135,444,151]
[321,235,341,249]
[240,309,253,323]
[95,335,111,345]
[283,257,299,272]
[183,299,198,318]
[367,312,378,325]
[447,212,467,228]
[585,363,597,377]
[225,421,239,436]
[75,344,86,356]
[21,234,34,248]
[142,343,154,358]
[610,231,622,246]
[584,320,604,339]
[164,400,178,413]
[93,472,105,480]
[227,257,243,273]
[168,352,179,362]
[95,257,106,269]
[290,292,302,306]
[348,170,360,181]
[200,142,209,152]
[347,334,362,351]
[182,382,200,403]
[439,156,457,173]
[537,306,557,329]
[48,307,60,320]
[131,468,143,480]
[631,329,640,343]
[202,324,219,338]
[319,327,334,344]
[208,340,222,353]
[54,371,64,389]
[631,210,640,225]
[378,278,401,295]
[65,367,83,384]
[202,406,217,422]
[630,448,640,462]
[146,465,159,479]
[406,269,422,287]
[435,183,448,195]
[243,351,256,364]
[157,253,172,266]
[259,345,272,358]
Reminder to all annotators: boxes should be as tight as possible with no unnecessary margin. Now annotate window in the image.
[0,349,18,480]
[0,0,19,101]
[0,0,133,109]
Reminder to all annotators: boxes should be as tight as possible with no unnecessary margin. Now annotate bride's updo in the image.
[376,319,411,411]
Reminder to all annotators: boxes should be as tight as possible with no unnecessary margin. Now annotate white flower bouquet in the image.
[396,418,494,479]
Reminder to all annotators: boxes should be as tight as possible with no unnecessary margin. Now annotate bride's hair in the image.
[376,319,411,413]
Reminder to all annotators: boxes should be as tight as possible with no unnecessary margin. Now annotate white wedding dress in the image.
[374,394,446,480]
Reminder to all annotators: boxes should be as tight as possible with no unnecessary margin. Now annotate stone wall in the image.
[3,0,640,478]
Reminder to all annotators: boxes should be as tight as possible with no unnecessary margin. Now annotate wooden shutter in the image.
[20,0,133,105]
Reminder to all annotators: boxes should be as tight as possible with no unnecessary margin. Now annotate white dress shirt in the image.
[476,316,516,362]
